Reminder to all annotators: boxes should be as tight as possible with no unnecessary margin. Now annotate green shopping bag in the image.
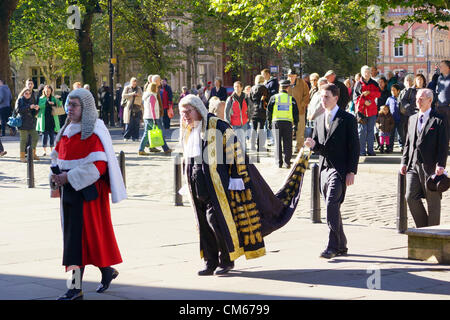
[149,124,164,148]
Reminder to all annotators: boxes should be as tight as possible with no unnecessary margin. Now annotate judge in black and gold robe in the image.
[178,94,311,276]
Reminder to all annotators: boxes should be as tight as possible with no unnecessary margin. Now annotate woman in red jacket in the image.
[353,65,381,156]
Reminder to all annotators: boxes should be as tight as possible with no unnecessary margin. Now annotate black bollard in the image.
[397,172,407,233]
[310,163,321,223]
[27,146,34,188]
[174,153,183,206]
[118,151,126,188]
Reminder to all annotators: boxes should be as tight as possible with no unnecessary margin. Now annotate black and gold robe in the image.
[185,113,310,262]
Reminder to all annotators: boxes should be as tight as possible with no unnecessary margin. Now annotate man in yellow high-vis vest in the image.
[267,80,299,168]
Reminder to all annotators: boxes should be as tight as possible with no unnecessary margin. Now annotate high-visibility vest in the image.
[272,92,293,122]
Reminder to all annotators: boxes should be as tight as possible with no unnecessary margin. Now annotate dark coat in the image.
[333,79,351,110]
[249,84,269,121]
[398,88,417,116]
[311,108,360,182]
[265,77,279,99]
[209,86,228,102]
[401,110,448,175]
[17,96,38,131]
[376,112,395,134]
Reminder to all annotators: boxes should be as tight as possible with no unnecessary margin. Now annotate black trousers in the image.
[189,164,231,268]
[320,168,347,252]
[273,121,292,166]
[124,112,141,140]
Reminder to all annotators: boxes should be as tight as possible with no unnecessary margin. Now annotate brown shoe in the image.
[138,150,150,156]
[164,148,174,154]
[19,151,26,162]
[0,151,7,157]
[33,149,40,161]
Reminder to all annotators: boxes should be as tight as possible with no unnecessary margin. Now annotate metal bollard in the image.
[310,163,321,223]
[397,172,407,233]
[174,153,183,206]
[118,151,126,188]
[27,146,35,188]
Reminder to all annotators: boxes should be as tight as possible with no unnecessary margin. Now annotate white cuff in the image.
[228,178,245,191]
[67,163,100,191]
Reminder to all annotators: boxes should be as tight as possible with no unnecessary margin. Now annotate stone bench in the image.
[406,225,450,264]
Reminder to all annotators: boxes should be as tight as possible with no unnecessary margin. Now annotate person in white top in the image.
[138,82,172,155]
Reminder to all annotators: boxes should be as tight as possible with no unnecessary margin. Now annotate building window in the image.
[31,67,46,88]
[394,37,404,57]
[416,37,425,57]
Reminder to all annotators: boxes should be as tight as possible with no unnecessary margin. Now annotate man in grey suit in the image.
[305,84,360,259]
[400,88,448,227]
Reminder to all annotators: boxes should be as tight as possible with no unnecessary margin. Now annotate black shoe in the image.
[320,250,338,259]
[337,249,348,256]
[57,289,83,300]
[198,267,216,276]
[215,263,234,275]
[367,152,376,156]
[96,268,119,293]
[284,163,291,169]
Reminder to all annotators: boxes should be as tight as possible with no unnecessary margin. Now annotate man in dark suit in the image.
[400,88,448,228]
[305,84,360,259]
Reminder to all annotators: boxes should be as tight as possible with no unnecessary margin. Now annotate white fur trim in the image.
[57,151,107,171]
[67,163,100,191]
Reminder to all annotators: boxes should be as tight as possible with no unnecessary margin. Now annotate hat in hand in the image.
[426,173,450,193]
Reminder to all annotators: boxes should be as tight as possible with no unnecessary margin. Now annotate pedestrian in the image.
[59,83,70,125]
[267,79,299,168]
[50,88,126,300]
[100,84,114,127]
[398,74,417,150]
[261,68,279,99]
[160,78,173,130]
[0,79,13,137]
[375,105,395,153]
[371,66,380,81]
[115,83,123,127]
[302,73,311,89]
[208,96,225,120]
[287,69,310,153]
[225,81,252,153]
[262,68,279,146]
[386,71,398,91]
[16,88,40,162]
[121,77,143,142]
[400,88,448,228]
[179,86,189,100]
[179,94,312,275]
[143,75,153,92]
[435,60,450,132]
[309,73,320,100]
[385,84,403,153]
[324,70,350,110]
[208,77,227,102]
[139,82,173,155]
[353,65,381,156]
[249,75,269,151]
[304,83,360,259]
[375,77,390,150]
[37,85,61,156]
[307,77,328,125]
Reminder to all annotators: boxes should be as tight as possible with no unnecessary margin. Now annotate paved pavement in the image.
[0,124,449,300]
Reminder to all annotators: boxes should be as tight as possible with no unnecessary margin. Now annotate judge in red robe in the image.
[51,88,127,300]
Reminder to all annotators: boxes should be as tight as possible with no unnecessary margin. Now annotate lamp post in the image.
[108,0,115,125]
[426,25,439,82]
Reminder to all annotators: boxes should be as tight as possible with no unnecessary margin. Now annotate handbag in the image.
[52,105,66,116]
[7,114,22,128]
[148,124,164,148]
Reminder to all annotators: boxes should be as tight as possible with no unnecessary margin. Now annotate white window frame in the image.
[394,37,404,57]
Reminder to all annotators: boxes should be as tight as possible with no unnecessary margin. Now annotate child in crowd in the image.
[376,105,395,153]
[384,83,402,152]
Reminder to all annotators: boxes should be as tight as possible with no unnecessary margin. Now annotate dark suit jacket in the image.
[401,109,448,175]
[311,108,360,181]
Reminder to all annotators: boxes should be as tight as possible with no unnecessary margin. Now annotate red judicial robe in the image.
[56,132,122,268]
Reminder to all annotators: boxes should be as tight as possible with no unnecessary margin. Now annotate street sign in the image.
[270,66,278,74]
[293,63,300,68]
[111,58,117,64]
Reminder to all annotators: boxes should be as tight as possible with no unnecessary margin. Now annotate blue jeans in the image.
[232,123,249,154]
[358,115,376,155]
[139,118,169,152]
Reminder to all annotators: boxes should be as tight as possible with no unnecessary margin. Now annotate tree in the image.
[0,0,19,90]
[210,0,449,50]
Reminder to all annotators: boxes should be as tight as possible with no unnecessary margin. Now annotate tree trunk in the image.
[76,2,98,105]
[0,0,19,91]
[186,46,192,90]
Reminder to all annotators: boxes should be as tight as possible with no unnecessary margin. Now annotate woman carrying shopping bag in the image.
[138,82,173,155]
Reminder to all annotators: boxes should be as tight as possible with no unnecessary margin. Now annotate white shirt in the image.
[324,105,339,129]
[417,108,431,132]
